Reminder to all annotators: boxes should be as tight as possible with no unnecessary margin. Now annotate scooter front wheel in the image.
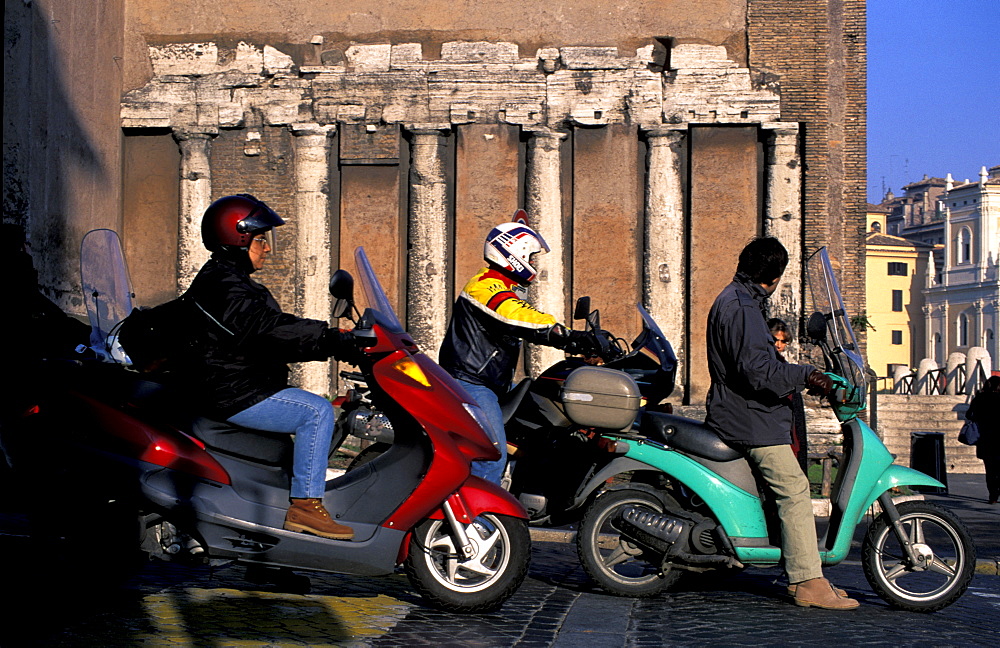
[405,512,530,613]
[862,500,975,612]
[577,488,684,597]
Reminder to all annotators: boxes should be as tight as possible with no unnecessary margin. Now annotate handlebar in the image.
[595,329,626,362]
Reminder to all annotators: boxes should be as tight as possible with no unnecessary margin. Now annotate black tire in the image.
[862,500,976,612]
[577,488,684,597]
[345,442,391,472]
[405,513,530,613]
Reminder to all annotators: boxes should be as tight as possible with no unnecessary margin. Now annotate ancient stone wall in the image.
[119,38,797,398]
[4,0,868,404]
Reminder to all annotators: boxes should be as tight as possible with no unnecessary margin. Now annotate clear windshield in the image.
[806,248,867,408]
[80,229,134,362]
[636,302,678,370]
[354,247,405,334]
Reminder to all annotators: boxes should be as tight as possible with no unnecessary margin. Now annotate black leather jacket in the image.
[182,255,339,418]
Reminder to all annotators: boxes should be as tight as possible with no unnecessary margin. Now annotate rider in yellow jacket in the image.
[439,221,592,484]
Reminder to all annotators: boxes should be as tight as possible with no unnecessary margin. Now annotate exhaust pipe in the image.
[612,505,741,568]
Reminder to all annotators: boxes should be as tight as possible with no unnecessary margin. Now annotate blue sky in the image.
[867,1,1000,204]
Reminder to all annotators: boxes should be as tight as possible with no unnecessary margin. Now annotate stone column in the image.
[916,357,938,395]
[973,300,984,348]
[642,126,687,400]
[940,301,950,365]
[992,300,1000,365]
[892,364,910,394]
[966,347,992,394]
[762,123,803,359]
[405,124,452,361]
[291,123,336,395]
[945,352,965,395]
[174,130,217,292]
[923,304,933,365]
[524,128,568,377]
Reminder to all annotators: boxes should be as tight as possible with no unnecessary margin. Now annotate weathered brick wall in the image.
[748,0,868,335]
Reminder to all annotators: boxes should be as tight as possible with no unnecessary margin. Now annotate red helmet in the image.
[201,194,284,252]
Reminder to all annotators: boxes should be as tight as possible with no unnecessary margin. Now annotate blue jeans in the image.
[457,380,507,485]
[227,388,334,499]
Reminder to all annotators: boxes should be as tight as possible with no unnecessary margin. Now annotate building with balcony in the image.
[923,165,1000,366]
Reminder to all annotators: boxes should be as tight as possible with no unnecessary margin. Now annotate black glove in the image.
[563,329,597,356]
[805,370,833,397]
[323,328,365,366]
[599,329,624,361]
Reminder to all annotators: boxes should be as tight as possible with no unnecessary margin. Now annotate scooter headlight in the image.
[462,402,501,448]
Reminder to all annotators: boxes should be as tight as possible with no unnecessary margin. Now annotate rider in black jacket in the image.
[185,194,356,540]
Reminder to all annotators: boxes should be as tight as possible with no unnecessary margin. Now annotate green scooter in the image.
[576,247,975,612]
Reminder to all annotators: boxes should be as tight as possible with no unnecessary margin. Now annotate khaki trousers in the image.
[747,444,823,583]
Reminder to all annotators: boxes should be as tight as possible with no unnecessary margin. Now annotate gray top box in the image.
[561,365,641,431]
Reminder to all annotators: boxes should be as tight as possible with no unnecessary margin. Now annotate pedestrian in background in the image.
[966,375,1000,504]
[768,317,809,474]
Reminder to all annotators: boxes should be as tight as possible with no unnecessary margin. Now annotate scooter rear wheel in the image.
[405,512,530,613]
[861,500,975,612]
[577,487,684,597]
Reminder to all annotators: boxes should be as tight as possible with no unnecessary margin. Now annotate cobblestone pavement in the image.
[2,474,997,647]
[2,521,997,648]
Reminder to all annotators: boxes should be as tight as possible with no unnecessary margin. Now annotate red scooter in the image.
[16,232,529,612]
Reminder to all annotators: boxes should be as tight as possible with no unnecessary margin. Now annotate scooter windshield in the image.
[353,247,405,334]
[80,229,134,362]
[806,248,867,407]
[636,302,678,371]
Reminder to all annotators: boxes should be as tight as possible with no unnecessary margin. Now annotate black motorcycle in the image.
[341,297,679,530]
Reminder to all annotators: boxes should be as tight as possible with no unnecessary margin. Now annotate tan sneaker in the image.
[787,582,849,599]
[792,577,860,610]
[284,498,354,540]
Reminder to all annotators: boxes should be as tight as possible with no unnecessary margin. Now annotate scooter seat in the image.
[639,412,742,462]
[189,417,293,466]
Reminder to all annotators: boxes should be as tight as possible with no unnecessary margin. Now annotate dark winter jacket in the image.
[182,256,337,419]
[967,390,1000,460]
[705,272,815,448]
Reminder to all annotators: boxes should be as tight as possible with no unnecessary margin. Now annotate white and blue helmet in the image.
[484,222,550,284]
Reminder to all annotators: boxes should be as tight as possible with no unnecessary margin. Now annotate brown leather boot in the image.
[792,577,860,610]
[284,498,354,540]
[787,582,849,599]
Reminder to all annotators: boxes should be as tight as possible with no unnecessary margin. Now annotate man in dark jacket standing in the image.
[705,236,857,610]
[185,194,357,540]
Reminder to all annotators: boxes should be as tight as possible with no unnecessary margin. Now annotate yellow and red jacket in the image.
[439,267,560,393]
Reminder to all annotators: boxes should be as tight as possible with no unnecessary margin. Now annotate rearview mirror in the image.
[329,269,355,319]
[806,311,827,343]
[573,297,591,321]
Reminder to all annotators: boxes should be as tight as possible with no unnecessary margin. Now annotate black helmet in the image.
[201,194,284,253]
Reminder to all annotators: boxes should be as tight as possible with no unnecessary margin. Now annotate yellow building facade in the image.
[865,207,935,380]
